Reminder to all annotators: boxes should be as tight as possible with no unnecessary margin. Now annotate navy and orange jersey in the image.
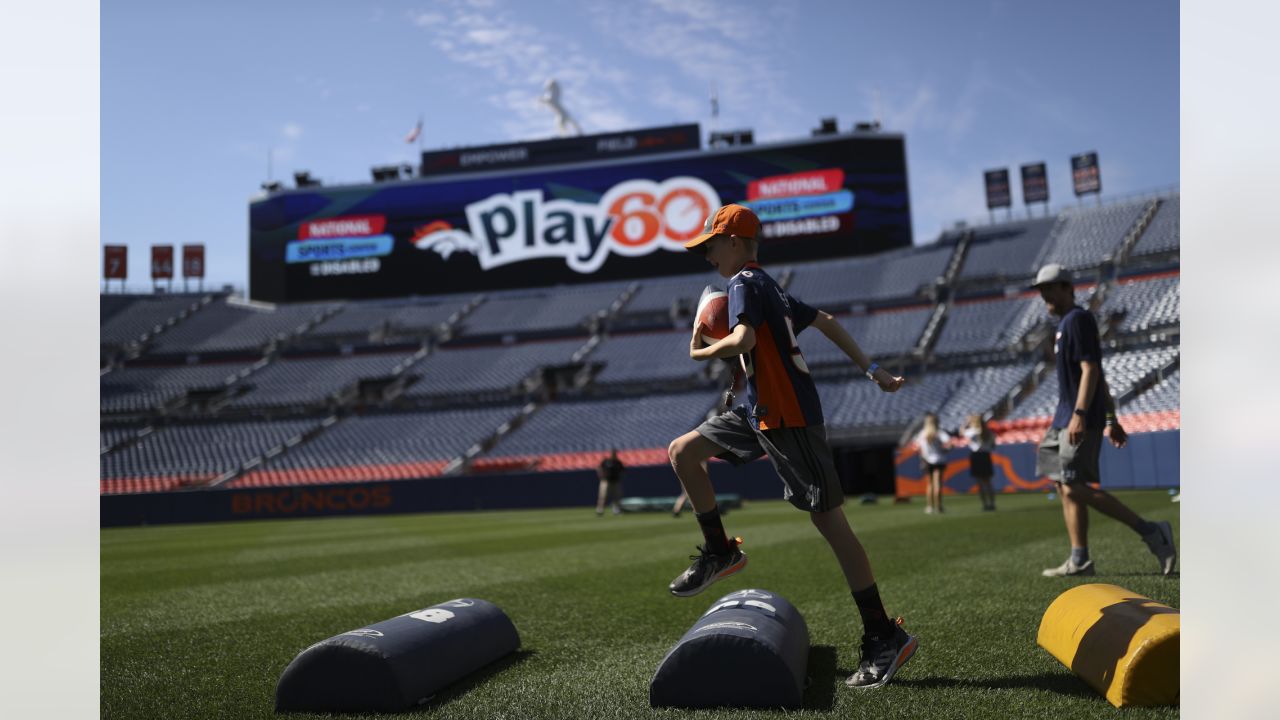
[726,262,823,431]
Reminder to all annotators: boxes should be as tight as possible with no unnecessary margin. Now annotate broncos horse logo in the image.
[411,220,479,260]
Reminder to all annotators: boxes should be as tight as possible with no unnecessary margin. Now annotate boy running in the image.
[666,204,917,689]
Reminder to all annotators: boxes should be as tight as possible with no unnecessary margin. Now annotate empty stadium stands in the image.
[457,284,624,337]
[99,192,1180,491]
[1130,195,1179,257]
[147,298,338,354]
[1036,199,1152,271]
[101,294,212,348]
[591,329,712,387]
[1123,368,1179,414]
[786,245,951,308]
[933,296,1035,355]
[404,338,588,398]
[620,271,722,315]
[935,362,1034,430]
[488,391,718,457]
[257,406,522,474]
[101,418,319,489]
[799,306,932,365]
[101,362,252,413]
[1006,346,1179,421]
[958,218,1057,282]
[227,351,416,409]
[1099,273,1179,334]
[819,371,960,435]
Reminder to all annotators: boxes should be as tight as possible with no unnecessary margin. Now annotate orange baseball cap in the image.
[683,204,762,249]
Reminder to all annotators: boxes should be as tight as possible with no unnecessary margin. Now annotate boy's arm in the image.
[691,322,756,361]
[810,311,904,391]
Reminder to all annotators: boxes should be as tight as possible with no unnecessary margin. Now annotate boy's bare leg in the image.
[668,431,723,513]
[810,506,876,591]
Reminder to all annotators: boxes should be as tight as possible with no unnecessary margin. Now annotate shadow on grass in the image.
[802,645,839,712]
[417,649,537,710]
[1100,572,1180,579]
[891,671,1097,699]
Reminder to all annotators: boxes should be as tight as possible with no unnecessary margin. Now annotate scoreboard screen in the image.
[248,132,912,302]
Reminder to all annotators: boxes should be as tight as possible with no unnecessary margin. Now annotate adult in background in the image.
[596,448,625,517]
[916,413,950,515]
[964,414,998,511]
[1030,264,1176,577]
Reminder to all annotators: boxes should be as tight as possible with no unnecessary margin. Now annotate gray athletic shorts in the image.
[695,406,844,513]
[1035,426,1102,485]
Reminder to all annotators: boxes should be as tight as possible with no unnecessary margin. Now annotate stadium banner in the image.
[1021,162,1049,204]
[101,431,1178,527]
[182,244,205,278]
[983,168,1011,209]
[100,458,788,527]
[419,124,700,177]
[104,245,127,280]
[893,430,1179,497]
[249,133,912,302]
[151,245,174,280]
[1071,151,1101,196]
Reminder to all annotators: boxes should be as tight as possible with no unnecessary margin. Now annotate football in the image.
[694,285,730,346]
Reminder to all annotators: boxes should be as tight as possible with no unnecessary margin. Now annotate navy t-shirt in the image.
[726,262,823,431]
[1053,306,1107,429]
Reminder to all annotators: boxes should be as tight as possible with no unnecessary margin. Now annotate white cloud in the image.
[406,1,647,140]
[466,28,510,44]
[281,122,303,139]
[411,12,445,26]
[582,1,805,141]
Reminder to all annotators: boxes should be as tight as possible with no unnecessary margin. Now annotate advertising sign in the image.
[151,245,174,280]
[104,245,127,280]
[419,124,700,177]
[182,244,205,278]
[250,133,912,302]
[984,169,1011,209]
[1071,152,1101,196]
[1021,162,1049,204]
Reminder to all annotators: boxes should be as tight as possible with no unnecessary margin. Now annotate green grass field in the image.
[101,491,1179,719]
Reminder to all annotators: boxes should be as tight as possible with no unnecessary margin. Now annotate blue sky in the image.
[102,0,1178,291]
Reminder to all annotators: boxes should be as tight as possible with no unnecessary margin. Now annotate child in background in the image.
[963,414,997,511]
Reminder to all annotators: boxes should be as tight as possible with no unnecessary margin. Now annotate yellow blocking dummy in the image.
[1037,583,1178,708]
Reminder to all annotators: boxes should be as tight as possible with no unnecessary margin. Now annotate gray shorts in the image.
[1035,426,1102,485]
[695,406,844,513]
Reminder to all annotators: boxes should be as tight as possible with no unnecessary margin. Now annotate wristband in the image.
[865,362,880,381]
[1105,411,1116,426]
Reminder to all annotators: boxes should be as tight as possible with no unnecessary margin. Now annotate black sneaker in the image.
[668,538,747,597]
[846,617,918,689]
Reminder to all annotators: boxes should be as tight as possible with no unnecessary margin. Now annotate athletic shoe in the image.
[668,538,747,597]
[923,506,934,515]
[1042,557,1095,577]
[846,617,918,689]
[1142,520,1177,576]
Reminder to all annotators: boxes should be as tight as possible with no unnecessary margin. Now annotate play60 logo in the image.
[413,177,721,274]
